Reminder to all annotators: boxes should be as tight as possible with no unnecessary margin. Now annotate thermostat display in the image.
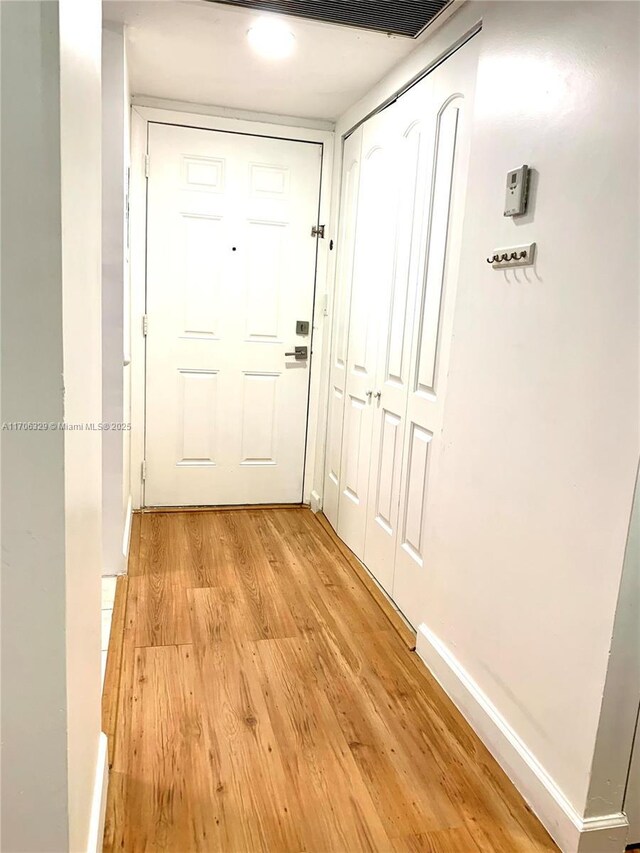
[504,164,530,217]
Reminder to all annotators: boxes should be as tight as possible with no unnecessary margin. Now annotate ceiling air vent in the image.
[205,0,452,38]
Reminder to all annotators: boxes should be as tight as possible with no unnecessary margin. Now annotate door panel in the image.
[337,108,399,559]
[342,394,367,502]
[415,106,460,394]
[176,369,218,465]
[145,123,322,506]
[401,423,432,563]
[374,410,402,530]
[240,372,279,465]
[245,221,286,340]
[323,129,363,527]
[181,214,223,337]
[392,41,478,626]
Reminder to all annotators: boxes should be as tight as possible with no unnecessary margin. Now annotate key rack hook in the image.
[486,243,536,268]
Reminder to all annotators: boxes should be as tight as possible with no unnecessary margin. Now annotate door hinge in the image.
[141,460,147,482]
[311,224,325,239]
[144,154,150,178]
[142,314,148,336]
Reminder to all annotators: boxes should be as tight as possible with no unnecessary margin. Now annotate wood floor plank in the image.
[313,617,553,851]
[181,510,220,588]
[104,506,557,853]
[132,513,192,646]
[108,644,215,852]
[312,510,417,648]
[254,634,391,852]
[189,587,307,852]
[102,574,129,767]
[103,512,142,851]
[261,509,391,642]
[391,827,482,852]
[214,511,300,641]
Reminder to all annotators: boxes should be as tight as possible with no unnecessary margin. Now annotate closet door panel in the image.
[325,384,344,502]
[337,108,398,559]
[364,80,434,593]
[342,394,368,502]
[323,128,362,528]
[393,38,479,627]
[375,410,402,529]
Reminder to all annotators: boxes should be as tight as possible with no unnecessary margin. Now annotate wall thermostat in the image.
[504,165,530,217]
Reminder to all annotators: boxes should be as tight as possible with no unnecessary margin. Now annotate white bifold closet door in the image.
[362,80,436,594]
[337,106,399,558]
[390,45,477,626]
[325,36,478,627]
[323,127,363,525]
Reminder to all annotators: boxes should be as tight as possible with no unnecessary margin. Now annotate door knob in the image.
[374,391,382,400]
[366,390,373,399]
[285,346,308,361]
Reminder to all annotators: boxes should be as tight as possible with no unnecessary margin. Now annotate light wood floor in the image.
[103,507,557,853]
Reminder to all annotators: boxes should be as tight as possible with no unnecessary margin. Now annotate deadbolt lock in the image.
[296,320,310,336]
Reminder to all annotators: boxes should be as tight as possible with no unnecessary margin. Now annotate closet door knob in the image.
[374,391,382,400]
[365,390,373,399]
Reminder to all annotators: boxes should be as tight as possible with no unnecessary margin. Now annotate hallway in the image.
[103,507,555,852]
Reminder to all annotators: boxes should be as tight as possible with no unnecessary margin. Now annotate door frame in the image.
[129,103,335,509]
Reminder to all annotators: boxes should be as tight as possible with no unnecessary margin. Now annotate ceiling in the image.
[206,0,451,39]
[103,0,439,122]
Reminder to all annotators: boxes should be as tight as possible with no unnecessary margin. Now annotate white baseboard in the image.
[576,815,629,853]
[86,732,109,853]
[310,490,323,513]
[415,623,629,853]
[121,495,133,564]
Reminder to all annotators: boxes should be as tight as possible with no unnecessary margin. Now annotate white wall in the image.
[424,0,638,817]
[1,3,70,848]
[329,0,639,846]
[60,0,103,847]
[1,0,103,849]
[102,22,132,575]
[123,40,132,552]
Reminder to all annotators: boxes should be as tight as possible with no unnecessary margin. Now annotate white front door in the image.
[144,123,322,506]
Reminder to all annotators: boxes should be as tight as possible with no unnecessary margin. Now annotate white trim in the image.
[122,494,133,562]
[303,128,335,504]
[131,95,336,133]
[576,816,629,853]
[310,490,322,513]
[130,106,147,510]
[86,732,109,853]
[129,103,335,508]
[588,464,640,830]
[415,623,630,853]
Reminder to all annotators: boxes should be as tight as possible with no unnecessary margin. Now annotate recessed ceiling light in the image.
[247,18,296,60]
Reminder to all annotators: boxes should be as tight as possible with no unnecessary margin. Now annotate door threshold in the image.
[140,502,306,514]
